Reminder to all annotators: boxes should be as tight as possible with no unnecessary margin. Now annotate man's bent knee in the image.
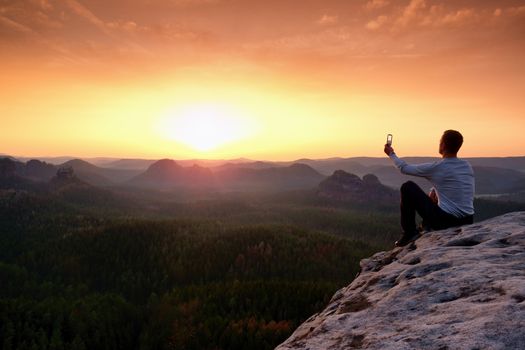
[401,181,417,194]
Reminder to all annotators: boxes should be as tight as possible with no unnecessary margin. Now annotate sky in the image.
[1,0,524,160]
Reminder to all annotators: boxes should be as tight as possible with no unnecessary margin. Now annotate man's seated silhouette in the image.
[384,130,474,246]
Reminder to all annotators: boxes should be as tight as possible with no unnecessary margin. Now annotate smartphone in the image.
[387,134,393,146]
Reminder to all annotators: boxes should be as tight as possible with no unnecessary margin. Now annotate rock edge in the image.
[277,212,525,350]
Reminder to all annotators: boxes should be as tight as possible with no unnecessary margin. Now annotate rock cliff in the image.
[317,171,396,204]
[277,212,525,350]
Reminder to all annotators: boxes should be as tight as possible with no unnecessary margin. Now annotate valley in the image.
[1,155,524,349]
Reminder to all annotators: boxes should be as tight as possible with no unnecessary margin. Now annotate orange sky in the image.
[1,0,524,160]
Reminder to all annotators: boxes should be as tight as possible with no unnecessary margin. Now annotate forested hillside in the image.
[0,190,379,350]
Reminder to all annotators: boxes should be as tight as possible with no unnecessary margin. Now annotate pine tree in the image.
[49,324,64,350]
[70,335,86,350]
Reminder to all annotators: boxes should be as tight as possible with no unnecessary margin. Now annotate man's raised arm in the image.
[384,144,436,177]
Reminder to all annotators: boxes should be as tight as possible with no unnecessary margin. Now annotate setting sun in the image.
[157,103,256,152]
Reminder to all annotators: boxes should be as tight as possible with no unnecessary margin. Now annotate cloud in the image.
[506,6,525,17]
[316,14,338,26]
[439,9,476,26]
[242,25,416,60]
[104,18,209,43]
[395,0,426,28]
[144,23,205,41]
[0,14,35,34]
[106,20,139,33]
[170,0,221,7]
[0,12,77,60]
[0,0,216,64]
[489,6,525,22]
[34,10,64,29]
[32,0,53,11]
[365,0,389,11]
[0,1,63,31]
[63,0,111,36]
[366,15,388,30]
[61,0,155,57]
[384,1,506,32]
[244,26,353,53]
[1,0,523,73]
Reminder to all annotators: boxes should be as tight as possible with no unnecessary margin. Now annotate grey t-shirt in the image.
[389,153,475,217]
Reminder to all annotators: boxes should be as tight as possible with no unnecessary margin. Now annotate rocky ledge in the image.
[277,212,525,350]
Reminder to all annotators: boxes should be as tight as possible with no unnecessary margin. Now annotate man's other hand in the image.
[384,144,394,156]
[429,188,438,204]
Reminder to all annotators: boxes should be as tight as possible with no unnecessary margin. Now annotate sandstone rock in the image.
[317,170,396,204]
[277,212,525,350]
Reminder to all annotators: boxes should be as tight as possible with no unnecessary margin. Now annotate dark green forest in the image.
[1,185,524,349]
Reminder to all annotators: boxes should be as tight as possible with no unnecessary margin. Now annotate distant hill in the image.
[466,157,525,171]
[366,166,432,192]
[23,159,57,181]
[0,158,112,203]
[213,161,282,172]
[215,163,326,191]
[60,159,114,186]
[0,173,40,192]
[317,170,397,204]
[49,166,84,187]
[0,157,23,178]
[16,156,76,165]
[0,157,56,186]
[1,157,138,187]
[0,161,123,208]
[128,159,215,189]
[9,155,525,172]
[128,161,325,191]
[0,155,18,162]
[291,158,370,176]
[102,158,157,170]
[60,159,141,185]
[81,156,525,192]
[292,157,525,177]
[4,155,524,194]
[49,169,117,207]
[473,166,525,194]
[175,158,254,168]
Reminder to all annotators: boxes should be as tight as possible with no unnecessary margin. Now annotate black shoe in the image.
[395,231,421,247]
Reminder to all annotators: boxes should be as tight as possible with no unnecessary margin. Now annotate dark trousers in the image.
[400,181,473,234]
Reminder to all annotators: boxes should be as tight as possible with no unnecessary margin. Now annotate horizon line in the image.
[4,153,525,164]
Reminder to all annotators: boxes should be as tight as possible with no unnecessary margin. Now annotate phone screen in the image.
[387,134,393,145]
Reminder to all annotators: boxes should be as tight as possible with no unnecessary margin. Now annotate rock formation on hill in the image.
[129,159,215,189]
[23,159,56,181]
[277,212,525,350]
[49,166,84,188]
[317,170,397,203]
[0,158,18,177]
[59,159,115,186]
[0,157,56,182]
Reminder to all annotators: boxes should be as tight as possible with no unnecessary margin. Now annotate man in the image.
[384,130,475,247]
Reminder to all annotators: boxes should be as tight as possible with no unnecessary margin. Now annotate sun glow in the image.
[157,103,255,152]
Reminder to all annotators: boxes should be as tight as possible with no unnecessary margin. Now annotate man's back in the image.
[426,158,474,217]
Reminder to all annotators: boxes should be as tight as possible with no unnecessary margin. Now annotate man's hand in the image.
[384,144,394,156]
[429,188,438,204]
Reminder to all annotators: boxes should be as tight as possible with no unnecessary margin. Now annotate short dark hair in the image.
[442,130,463,154]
